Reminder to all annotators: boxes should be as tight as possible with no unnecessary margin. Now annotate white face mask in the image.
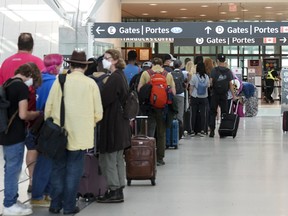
[102,59,112,70]
[24,78,33,87]
[169,61,174,67]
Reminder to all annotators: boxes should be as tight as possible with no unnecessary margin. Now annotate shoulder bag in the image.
[37,74,68,160]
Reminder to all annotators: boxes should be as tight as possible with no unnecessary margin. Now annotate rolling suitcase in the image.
[77,126,108,201]
[218,100,240,138]
[283,111,288,131]
[125,116,156,186]
[166,119,179,149]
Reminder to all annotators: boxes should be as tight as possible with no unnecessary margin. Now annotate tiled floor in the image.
[1,101,288,216]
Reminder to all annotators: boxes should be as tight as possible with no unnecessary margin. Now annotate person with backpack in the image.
[137,57,176,166]
[189,62,210,137]
[171,59,185,124]
[0,63,42,216]
[0,32,45,194]
[209,54,236,138]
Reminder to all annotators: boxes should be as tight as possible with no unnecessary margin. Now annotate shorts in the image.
[25,130,37,150]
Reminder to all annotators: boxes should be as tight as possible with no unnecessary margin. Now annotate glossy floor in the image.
[0,102,287,216]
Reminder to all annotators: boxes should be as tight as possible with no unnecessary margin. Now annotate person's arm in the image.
[18,99,40,120]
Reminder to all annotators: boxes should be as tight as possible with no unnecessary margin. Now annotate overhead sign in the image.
[91,22,288,39]
[174,37,288,46]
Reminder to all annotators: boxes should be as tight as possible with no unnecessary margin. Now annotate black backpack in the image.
[89,73,110,92]
[0,79,22,134]
[213,67,230,95]
[171,69,185,94]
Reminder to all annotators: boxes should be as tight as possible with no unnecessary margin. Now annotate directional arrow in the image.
[205,26,212,34]
[95,26,105,34]
[280,37,287,43]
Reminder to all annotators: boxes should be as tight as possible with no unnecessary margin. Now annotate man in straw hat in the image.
[44,50,103,214]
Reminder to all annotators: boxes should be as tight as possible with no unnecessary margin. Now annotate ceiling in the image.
[121,2,288,22]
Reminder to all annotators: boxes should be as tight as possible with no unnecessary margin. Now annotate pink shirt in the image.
[0,52,45,84]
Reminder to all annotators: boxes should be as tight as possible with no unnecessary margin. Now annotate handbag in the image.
[37,74,68,160]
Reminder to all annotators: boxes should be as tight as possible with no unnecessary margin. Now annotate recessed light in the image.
[200,14,206,17]
[241,9,248,12]
[265,6,272,9]
[277,13,283,15]
[220,12,227,15]
[255,15,262,18]
[179,8,187,11]
[149,4,157,6]
[142,13,149,16]
[150,19,156,22]
[234,17,241,20]
[160,11,167,13]
[201,5,208,8]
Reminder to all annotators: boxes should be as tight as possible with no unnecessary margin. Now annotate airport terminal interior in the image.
[1,0,288,216]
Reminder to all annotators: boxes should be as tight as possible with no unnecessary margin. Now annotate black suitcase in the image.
[283,111,288,131]
[218,101,240,138]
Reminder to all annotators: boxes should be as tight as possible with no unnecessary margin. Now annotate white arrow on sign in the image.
[205,26,212,34]
[95,26,105,34]
[280,37,287,43]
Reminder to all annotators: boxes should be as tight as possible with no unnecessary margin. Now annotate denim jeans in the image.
[32,154,52,200]
[2,142,25,207]
[49,150,85,212]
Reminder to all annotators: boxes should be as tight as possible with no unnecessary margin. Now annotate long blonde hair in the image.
[185,61,196,82]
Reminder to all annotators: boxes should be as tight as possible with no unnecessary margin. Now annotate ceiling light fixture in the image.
[160,11,167,13]
[201,5,208,8]
[149,4,157,6]
[142,13,149,16]
[179,8,187,11]
[264,6,272,9]
[200,14,206,17]
[220,12,227,15]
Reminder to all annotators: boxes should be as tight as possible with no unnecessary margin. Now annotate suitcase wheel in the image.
[151,179,156,186]
[127,179,132,186]
[174,145,178,149]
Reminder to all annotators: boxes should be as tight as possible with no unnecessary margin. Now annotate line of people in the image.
[0,32,131,215]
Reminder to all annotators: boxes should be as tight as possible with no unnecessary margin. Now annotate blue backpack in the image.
[196,75,207,95]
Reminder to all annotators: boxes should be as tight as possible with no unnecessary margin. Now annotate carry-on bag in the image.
[125,116,156,186]
[77,126,108,201]
[283,111,288,131]
[166,119,179,149]
[218,100,240,138]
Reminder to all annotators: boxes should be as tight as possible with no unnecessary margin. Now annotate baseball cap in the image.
[217,54,226,62]
[163,53,176,61]
[142,61,152,68]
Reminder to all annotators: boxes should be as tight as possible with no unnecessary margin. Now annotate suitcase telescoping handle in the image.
[134,116,148,136]
[229,100,240,115]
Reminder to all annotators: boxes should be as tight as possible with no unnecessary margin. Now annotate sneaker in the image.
[30,198,50,207]
[209,130,215,138]
[199,131,205,137]
[97,189,124,203]
[190,132,196,137]
[3,203,33,216]
[16,201,31,209]
[157,160,165,166]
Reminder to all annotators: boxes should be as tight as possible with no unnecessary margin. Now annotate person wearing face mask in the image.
[0,33,45,194]
[29,54,64,208]
[97,49,130,203]
[0,63,41,216]
[163,53,176,72]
